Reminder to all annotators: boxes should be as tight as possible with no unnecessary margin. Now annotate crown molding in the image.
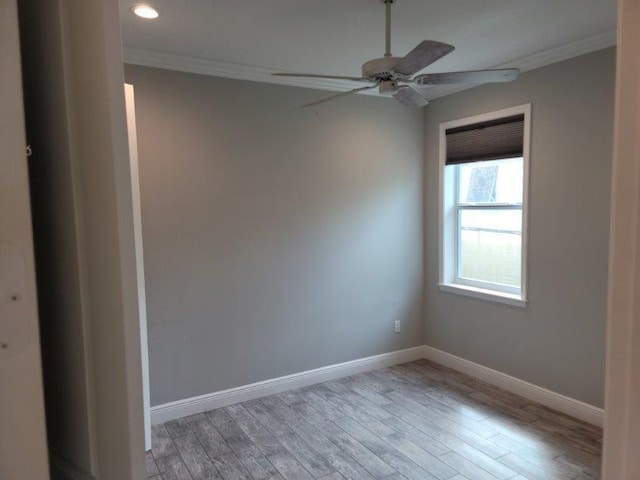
[122,47,379,95]
[425,29,617,100]
[123,28,616,101]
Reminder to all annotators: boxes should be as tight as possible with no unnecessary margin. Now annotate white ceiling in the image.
[119,0,617,98]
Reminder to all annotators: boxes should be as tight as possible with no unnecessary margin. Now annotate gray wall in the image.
[423,48,615,407]
[124,66,425,406]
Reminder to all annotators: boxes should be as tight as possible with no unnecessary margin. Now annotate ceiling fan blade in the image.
[391,86,429,108]
[392,40,455,76]
[272,73,370,82]
[300,85,377,108]
[414,68,520,85]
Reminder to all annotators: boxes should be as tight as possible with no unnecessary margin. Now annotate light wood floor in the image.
[147,360,602,480]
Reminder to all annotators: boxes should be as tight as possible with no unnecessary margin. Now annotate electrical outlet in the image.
[394,320,401,333]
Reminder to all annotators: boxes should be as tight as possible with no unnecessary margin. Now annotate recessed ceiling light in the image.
[130,4,159,19]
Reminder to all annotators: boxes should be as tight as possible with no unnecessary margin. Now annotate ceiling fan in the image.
[272,0,519,108]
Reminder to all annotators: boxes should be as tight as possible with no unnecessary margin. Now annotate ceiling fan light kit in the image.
[273,0,520,108]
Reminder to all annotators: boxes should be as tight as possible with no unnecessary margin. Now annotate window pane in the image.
[458,209,522,288]
[458,157,523,204]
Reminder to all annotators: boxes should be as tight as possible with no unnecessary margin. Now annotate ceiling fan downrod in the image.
[384,0,396,57]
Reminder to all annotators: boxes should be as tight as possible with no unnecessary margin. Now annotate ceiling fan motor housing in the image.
[378,80,399,95]
[362,56,404,81]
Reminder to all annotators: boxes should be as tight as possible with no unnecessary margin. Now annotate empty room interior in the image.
[12,0,640,479]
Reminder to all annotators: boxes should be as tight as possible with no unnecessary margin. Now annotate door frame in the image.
[16,1,147,478]
[0,0,50,478]
[125,83,152,452]
[602,0,640,477]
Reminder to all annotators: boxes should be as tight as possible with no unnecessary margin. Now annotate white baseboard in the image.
[422,345,604,427]
[151,344,603,428]
[151,346,424,425]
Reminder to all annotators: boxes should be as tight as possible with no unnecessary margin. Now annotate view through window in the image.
[454,157,523,289]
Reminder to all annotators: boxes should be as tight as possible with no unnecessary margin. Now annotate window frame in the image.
[438,104,531,307]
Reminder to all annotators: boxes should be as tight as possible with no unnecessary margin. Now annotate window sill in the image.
[438,283,528,308]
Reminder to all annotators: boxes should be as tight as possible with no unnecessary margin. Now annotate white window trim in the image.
[438,104,531,307]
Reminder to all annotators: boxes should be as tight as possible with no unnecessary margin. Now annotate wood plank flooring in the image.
[147,360,602,480]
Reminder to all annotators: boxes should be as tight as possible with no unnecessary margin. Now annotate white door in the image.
[125,84,152,451]
[0,0,50,478]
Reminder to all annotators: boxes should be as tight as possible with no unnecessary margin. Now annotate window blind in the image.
[445,114,524,165]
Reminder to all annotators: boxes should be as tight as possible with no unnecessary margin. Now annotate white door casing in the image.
[125,83,152,452]
[602,0,640,477]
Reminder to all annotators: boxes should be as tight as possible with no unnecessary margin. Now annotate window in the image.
[439,105,530,307]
